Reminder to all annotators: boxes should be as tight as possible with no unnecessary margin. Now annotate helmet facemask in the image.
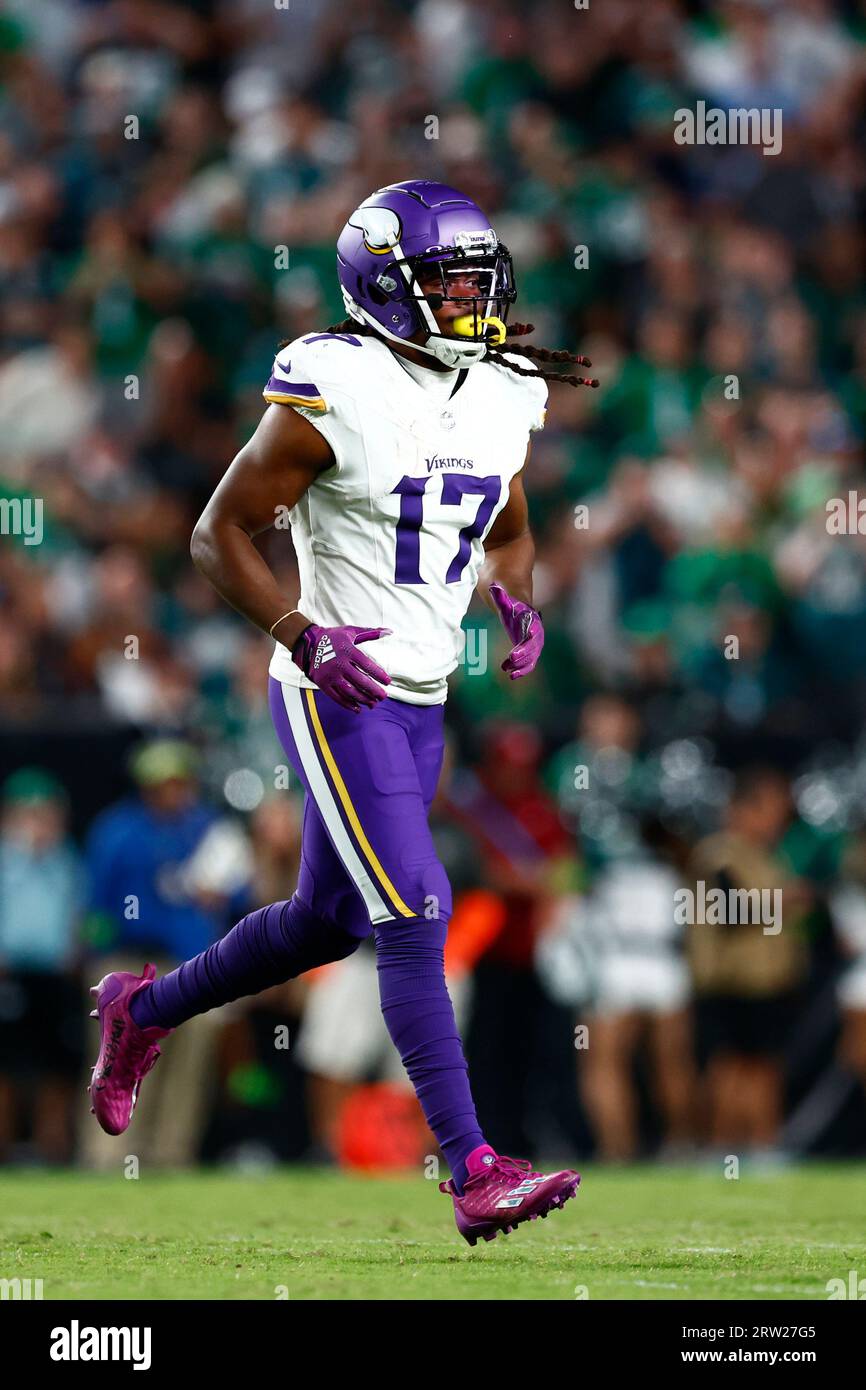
[409,245,516,356]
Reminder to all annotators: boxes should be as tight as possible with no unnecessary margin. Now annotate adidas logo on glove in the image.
[313,635,336,668]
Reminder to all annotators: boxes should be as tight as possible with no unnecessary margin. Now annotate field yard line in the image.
[801,1242,861,1249]
[744,1283,811,1294]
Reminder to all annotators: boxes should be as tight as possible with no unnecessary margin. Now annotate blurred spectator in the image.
[830,834,866,1096]
[80,738,254,1167]
[689,767,810,1153]
[0,768,84,1162]
[539,816,696,1161]
[455,722,581,1154]
[202,792,310,1166]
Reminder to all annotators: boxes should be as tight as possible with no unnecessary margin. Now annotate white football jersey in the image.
[263,330,547,704]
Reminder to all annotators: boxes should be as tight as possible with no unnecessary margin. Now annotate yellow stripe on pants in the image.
[304,688,415,918]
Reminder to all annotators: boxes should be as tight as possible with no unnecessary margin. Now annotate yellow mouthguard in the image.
[452,314,507,346]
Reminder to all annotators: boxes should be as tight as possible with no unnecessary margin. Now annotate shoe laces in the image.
[466,1154,542,1188]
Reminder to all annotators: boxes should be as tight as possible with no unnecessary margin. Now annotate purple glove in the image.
[489,582,544,680]
[292,623,392,712]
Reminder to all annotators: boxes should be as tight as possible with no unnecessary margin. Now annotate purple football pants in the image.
[132,677,485,1188]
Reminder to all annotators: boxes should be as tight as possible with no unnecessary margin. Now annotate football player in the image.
[88,181,597,1245]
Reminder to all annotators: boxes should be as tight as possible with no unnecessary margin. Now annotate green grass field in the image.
[2,1163,865,1300]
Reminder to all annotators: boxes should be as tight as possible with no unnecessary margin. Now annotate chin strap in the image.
[423,338,487,368]
[342,290,488,368]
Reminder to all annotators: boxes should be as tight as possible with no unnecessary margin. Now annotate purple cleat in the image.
[87,964,172,1136]
[440,1145,581,1246]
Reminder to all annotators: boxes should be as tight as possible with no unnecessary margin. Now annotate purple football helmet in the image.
[336,180,516,368]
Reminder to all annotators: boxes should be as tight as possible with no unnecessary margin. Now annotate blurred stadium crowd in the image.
[2,0,866,1169]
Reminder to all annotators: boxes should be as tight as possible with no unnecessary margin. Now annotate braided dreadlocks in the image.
[486,323,600,389]
[489,322,603,389]
[287,319,600,389]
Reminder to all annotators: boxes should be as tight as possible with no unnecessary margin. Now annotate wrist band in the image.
[269,608,301,638]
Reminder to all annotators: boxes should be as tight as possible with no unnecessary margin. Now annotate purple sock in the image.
[130,896,362,1030]
[373,916,485,1195]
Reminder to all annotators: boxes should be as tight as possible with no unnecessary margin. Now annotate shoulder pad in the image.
[262,332,367,414]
